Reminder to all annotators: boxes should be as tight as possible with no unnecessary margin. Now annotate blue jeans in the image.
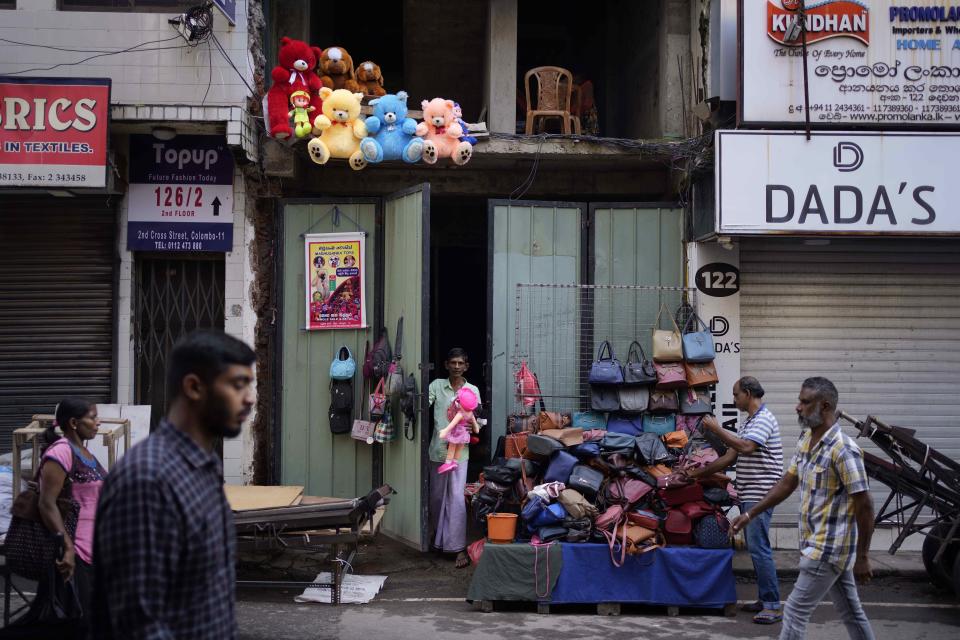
[780,556,875,640]
[742,500,781,611]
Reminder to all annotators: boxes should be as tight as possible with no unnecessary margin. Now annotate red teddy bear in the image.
[266,37,324,139]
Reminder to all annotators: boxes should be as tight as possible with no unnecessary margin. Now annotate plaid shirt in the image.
[787,421,870,571]
[93,421,236,640]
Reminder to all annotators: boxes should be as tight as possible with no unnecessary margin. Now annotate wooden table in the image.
[11,414,131,495]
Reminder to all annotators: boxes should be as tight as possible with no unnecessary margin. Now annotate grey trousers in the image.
[428,460,468,553]
[779,556,875,640]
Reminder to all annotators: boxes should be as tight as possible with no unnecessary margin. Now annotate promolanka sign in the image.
[0,77,111,188]
[716,130,959,235]
[127,134,234,252]
[741,0,960,127]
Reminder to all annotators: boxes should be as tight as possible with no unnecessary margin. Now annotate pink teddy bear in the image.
[415,98,473,165]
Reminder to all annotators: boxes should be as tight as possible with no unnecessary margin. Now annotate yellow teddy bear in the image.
[307,87,367,170]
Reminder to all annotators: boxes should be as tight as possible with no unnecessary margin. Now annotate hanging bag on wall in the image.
[642,413,676,436]
[647,390,679,413]
[385,317,405,396]
[684,361,719,388]
[654,361,687,390]
[328,378,354,434]
[680,389,713,415]
[515,361,543,409]
[373,406,396,443]
[590,384,620,412]
[624,341,658,384]
[618,385,650,413]
[366,327,392,380]
[572,410,607,430]
[588,341,624,385]
[329,345,357,380]
[681,312,716,363]
[607,414,643,436]
[368,378,387,419]
[652,304,683,363]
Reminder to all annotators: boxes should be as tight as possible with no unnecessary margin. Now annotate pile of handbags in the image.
[588,305,718,438]
[477,410,738,567]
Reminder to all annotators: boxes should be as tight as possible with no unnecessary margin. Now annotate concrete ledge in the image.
[733,549,928,580]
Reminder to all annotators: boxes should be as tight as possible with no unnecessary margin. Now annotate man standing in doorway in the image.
[687,376,784,624]
[731,377,876,640]
[428,348,481,568]
[92,330,256,639]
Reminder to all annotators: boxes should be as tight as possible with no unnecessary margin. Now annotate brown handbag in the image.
[648,390,679,412]
[652,303,684,363]
[642,464,673,478]
[539,427,583,446]
[539,411,571,431]
[507,413,540,434]
[662,430,689,449]
[684,361,719,387]
[505,432,528,458]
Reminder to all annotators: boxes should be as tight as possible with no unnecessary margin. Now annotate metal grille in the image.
[134,256,225,429]
[513,283,696,414]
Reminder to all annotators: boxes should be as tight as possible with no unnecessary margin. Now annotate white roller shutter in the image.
[740,238,960,522]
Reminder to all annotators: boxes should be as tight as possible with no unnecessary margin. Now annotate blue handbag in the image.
[694,513,731,549]
[544,450,578,484]
[681,313,715,363]
[532,502,567,528]
[329,345,356,380]
[570,441,601,460]
[642,413,676,436]
[572,411,607,430]
[521,494,546,523]
[588,341,624,384]
[607,414,643,436]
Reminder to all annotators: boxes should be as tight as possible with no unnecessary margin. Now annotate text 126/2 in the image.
[154,186,203,207]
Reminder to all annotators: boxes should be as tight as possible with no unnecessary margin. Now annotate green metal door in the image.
[279,202,377,498]
[382,185,430,550]
[488,201,584,455]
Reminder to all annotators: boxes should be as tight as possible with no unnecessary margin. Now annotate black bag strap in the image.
[394,316,404,361]
[681,310,708,335]
[626,340,648,365]
[596,340,614,362]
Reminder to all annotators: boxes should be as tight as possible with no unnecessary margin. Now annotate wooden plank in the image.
[224,485,304,511]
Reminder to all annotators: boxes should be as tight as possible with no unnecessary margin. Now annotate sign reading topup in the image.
[716,130,959,235]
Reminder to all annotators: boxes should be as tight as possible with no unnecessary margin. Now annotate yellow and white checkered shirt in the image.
[787,422,870,571]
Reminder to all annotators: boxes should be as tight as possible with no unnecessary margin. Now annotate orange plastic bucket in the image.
[486,513,518,544]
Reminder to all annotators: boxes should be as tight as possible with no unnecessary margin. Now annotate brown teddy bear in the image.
[356,61,386,98]
[317,46,360,93]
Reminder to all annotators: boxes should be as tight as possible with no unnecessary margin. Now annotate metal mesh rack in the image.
[513,283,697,414]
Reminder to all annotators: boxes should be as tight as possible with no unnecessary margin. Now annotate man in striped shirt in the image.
[731,377,875,640]
[688,376,784,624]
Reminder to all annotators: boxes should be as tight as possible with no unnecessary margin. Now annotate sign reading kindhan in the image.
[716,130,959,235]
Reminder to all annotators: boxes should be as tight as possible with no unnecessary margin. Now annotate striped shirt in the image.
[787,421,870,571]
[735,404,784,502]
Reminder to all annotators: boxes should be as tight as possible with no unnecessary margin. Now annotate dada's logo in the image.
[833,141,863,172]
[767,0,869,46]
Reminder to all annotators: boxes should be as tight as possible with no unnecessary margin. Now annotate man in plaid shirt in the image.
[731,377,876,640]
[92,331,255,639]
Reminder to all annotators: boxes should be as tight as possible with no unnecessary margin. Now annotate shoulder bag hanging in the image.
[681,312,716,363]
[624,341,658,384]
[385,317,405,396]
[652,304,683,363]
[684,361,719,387]
[589,340,624,385]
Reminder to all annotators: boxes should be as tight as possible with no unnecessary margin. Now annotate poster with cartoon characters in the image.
[304,232,366,330]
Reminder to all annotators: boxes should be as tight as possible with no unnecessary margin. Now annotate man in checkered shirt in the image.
[92,331,255,639]
[731,377,876,640]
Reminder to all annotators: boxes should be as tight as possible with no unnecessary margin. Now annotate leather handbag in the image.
[643,464,673,478]
[484,464,520,485]
[654,362,687,390]
[507,412,540,434]
[618,385,650,413]
[5,474,80,581]
[590,384,620,412]
[538,525,569,543]
[526,433,565,457]
[544,450,579,484]
[642,413,676,436]
[329,345,357,380]
[675,414,702,435]
[385,319,405,395]
[647,390,679,413]
[505,432,528,458]
[703,486,735,506]
[661,430,688,449]
[567,464,604,499]
[624,524,662,555]
[695,513,732,548]
[660,482,705,506]
[595,504,629,567]
[684,361,719,388]
[606,477,653,507]
[581,429,606,442]
[572,411,607,430]
[624,341,658,384]
[664,509,693,545]
[558,488,599,520]
[679,500,717,520]
[635,432,672,465]
[627,508,662,530]
[681,312,715,363]
[521,494,547,523]
[529,481,566,502]
[368,378,387,419]
[652,304,683,362]
[680,389,713,415]
[539,427,583,446]
[539,412,572,431]
[532,502,568,528]
[588,340,624,384]
[515,360,543,409]
[607,414,643,436]
[599,432,635,455]
[570,441,601,460]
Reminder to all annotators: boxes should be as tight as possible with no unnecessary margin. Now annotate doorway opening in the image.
[429,197,489,479]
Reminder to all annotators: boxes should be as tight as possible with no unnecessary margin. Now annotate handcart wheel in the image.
[922,524,959,591]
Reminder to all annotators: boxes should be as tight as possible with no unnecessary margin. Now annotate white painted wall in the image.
[0,0,253,108]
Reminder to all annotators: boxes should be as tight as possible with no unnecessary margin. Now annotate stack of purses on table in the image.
[476,412,738,567]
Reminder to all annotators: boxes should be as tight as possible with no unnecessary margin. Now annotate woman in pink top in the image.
[37,398,106,628]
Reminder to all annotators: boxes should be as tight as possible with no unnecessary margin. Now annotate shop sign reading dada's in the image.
[0,77,110,188]
[742,0,960,127]
[716,130,958,235]
[127,134,234,252]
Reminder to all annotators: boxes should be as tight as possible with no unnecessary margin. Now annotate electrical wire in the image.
[202,39,213,105]
[210,31,257,97]
[4,35,191,75]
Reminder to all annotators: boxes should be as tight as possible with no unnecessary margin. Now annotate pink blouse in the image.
[40,438,105,564]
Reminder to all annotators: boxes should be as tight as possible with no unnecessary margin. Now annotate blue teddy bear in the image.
[360,91,424,164]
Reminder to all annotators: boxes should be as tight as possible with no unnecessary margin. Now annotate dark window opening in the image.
[0,0,16,9]
[429,197,488,479]
[60,0,196,10]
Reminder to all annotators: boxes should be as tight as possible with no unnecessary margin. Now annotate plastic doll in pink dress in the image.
[437,387,480,474]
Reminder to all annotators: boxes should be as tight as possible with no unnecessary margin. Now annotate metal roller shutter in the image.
[740,238,960,522]
[0,197,116,451]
